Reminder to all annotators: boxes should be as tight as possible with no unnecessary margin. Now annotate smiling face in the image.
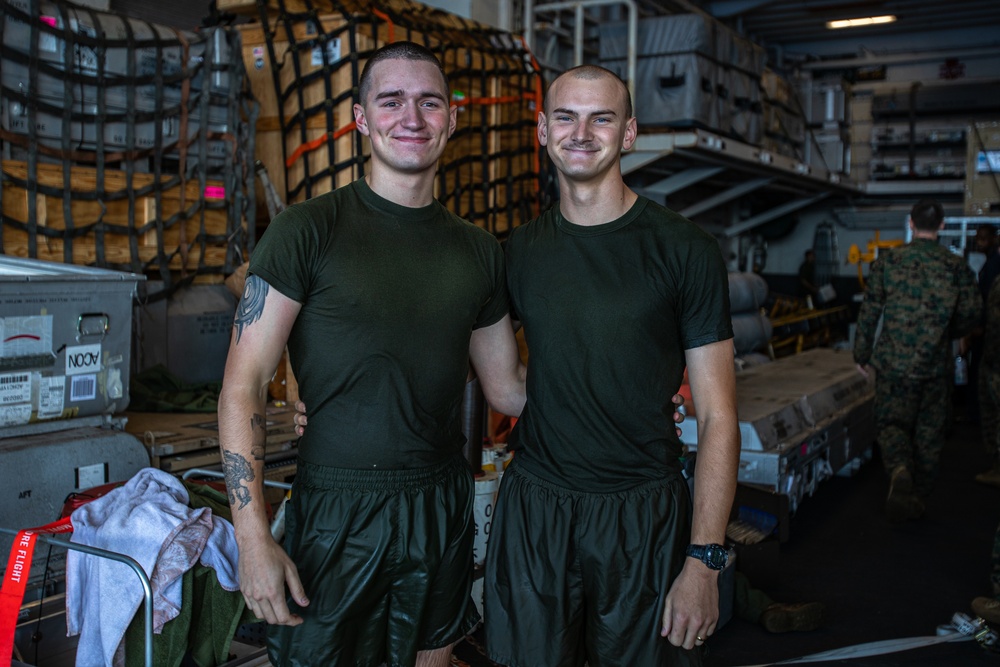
[538,68,637,186]
[353,57,457,177]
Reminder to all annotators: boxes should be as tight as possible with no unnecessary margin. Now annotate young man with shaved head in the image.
[482,65,740,666]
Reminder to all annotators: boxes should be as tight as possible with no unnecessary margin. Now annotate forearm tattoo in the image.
[234,275,269,344]
[223,449,255,510]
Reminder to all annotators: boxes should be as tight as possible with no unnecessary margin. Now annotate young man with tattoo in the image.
[217,41,524,667]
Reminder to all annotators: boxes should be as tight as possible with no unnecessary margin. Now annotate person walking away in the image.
[853,199,981,521]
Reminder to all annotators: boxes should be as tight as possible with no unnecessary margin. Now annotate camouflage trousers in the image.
[874,373,952,495]
[980,365,1000,465]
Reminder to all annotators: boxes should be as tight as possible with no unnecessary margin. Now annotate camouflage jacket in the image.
[854,238,982,379]
[984,279,1000,371]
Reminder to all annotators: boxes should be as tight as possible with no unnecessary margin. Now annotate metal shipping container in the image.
[0,257,144,429]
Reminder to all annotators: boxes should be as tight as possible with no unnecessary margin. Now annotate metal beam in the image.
[725,192,830,237]
[642,167,725,196]
[798,44,1000,69]
[621,149,672,175]
[702,0,782,19]
[679,177,773,218]
[620,134,678,175]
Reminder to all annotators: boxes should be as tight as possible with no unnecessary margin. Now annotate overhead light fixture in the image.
[826,15,897,29]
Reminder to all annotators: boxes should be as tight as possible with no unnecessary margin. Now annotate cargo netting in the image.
[0,0,258,300]
[242,0,543,237]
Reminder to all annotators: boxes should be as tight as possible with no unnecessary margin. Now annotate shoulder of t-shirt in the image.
[636,195,717,245]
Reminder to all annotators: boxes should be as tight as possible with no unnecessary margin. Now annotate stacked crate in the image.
[598,14,765,145]
[798,75,852,175]
[760,68,806,161]
[238,0,542,237]
[127,404,298,500]
[966,121,1000,215]
[0,0,257,298]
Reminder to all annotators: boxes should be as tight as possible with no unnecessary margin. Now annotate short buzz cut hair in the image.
[545,65,633,120]
[910,199,944,232]
[358,41,449,106]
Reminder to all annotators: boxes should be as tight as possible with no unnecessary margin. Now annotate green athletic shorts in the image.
[483,459,702,667]
[266,455,480,667]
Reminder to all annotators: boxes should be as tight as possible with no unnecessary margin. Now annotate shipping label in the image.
[65,344,101,376]
[0,404,31,428]
[0,372,31,406]
[36,375,66,419]
[1,316,53,358]
[70,375,97,402]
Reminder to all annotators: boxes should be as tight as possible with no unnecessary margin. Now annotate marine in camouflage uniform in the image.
[853,199,981,521]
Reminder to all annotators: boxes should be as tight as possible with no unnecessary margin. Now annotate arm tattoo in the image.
[223,449,256,510]
[234,275,269,344]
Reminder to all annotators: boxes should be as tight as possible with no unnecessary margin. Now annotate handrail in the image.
[0,527,153,667]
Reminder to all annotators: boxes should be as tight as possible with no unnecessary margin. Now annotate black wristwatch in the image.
[686,543,729,571]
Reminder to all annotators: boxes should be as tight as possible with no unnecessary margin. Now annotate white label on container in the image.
[70,374,97,402]
[311,38,341,67]
[0,372,31,405]
[36,375,65,419]
[0,404,31,427]
[977,150,1000,174]
[2,315,53,357]
[65,344,101,376]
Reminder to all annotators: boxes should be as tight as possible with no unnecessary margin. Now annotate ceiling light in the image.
[826,15,897,29]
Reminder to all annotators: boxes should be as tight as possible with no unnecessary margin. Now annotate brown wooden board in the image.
[126,404,298,473]
[1,160,241,271]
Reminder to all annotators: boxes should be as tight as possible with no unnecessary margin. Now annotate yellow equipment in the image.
[846,231,905,288]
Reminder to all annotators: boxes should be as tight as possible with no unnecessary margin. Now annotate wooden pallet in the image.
[125,404,298,476]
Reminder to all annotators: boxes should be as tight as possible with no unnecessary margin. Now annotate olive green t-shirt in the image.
[249,178,509,468]
[505,196,733,491]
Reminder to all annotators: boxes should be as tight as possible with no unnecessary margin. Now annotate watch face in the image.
[705,545,729,569]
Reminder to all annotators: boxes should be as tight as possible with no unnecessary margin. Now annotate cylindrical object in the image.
[473,471,499,566]
[728,272,769,313]
[731,310,773,354]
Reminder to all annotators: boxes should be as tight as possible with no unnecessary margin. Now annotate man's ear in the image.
[537,111,548,147]
[354,103,370,137]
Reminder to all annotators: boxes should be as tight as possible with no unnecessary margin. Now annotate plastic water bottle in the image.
[955,355,968,386]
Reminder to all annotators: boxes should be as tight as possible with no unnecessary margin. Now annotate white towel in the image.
[65,468,240,667]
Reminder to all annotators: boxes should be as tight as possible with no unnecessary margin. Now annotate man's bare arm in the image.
[661,339,740,649]
[219,274,308,625]
[469,314,527,417]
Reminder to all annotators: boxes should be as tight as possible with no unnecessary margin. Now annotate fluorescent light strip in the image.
[826,15,897,29]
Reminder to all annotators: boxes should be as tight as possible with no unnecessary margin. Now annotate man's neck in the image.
[558,177,637,227]
[911,230,938,241]
[366,169,436,208]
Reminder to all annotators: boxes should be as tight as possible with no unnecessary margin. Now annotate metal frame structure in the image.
[522,3,862,238]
